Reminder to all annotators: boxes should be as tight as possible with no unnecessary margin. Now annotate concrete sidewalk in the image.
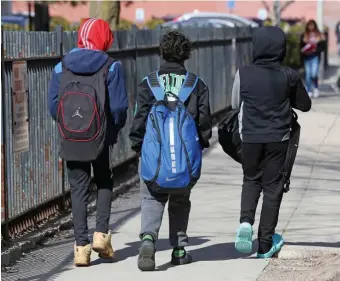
[52,89,340,280]
[2,62,339,281]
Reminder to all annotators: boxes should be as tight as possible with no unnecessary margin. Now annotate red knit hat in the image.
[77,18,114,51]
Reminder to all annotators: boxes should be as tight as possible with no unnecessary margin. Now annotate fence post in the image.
[1,28,10,240]
[55,26,66,211]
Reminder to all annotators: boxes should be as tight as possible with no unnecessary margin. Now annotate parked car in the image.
[173,11,259,28]
[247,18,264,27]
[1,14,29,27]
[162,18,237,29]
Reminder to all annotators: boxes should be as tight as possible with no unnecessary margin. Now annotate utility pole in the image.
[317,0,324,32]
[317,0,325,79]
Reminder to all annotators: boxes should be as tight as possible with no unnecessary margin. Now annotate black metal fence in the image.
[1,25,253,232]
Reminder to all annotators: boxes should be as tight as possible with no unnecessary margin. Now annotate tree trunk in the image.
[34,2,50,31]
[89,1,121,30]
[261,0,295,26]
[273,0,281,26]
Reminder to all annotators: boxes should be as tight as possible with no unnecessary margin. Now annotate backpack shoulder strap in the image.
[103,57,118,74]
[282,66,294,90]
[178,72,199,103]
[146,71,165,101]
[61,58,68,73]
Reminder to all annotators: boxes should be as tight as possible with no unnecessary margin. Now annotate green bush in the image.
[1,16,78,32]
[118,18,134,30]
[1,23,25,31]
[144,18,164,30]
[50,16,78,31]
[284,24,304,69]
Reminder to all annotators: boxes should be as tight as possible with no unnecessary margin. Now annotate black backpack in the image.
[282,110,300,192]
[218,109,300,193]
[218,108,242,164]
[56,57,116,162]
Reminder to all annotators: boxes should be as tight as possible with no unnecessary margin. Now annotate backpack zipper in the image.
[178,107,193,175]
[150,113,161,143]
[149,111,162,187]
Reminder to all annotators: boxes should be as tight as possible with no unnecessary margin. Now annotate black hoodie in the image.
[231,26,311,143]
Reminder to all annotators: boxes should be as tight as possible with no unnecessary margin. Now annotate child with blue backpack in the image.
[129,31,212,271]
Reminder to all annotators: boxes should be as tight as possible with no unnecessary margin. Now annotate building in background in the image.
[10,1,340,53]
[1,1,12,16]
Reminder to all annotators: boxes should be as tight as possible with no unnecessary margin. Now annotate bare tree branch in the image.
[261,0,271,12]
[280,0,295,13]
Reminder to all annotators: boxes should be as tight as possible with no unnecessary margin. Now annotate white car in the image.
[162,18,237,29]
[174,11,259,28]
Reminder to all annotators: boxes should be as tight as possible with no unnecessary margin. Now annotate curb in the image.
[1,175,139,267]
[277,245,340,260]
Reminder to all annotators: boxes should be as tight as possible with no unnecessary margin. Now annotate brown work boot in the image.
[74,244,91,266]
[92,231,114,259]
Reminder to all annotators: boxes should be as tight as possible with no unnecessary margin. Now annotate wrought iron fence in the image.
[1,25,253,229]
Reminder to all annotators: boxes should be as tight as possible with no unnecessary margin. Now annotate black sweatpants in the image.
[240,141,288,254]
[67,147,113,246]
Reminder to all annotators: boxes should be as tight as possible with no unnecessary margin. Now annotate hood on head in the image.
[63,48,109,74]
[77,18,114,51]
[252,26,286,64]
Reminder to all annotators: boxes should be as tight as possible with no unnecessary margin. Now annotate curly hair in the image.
[159,31,192,63]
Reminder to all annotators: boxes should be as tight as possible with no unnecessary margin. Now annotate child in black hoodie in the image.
[231,26,311,258]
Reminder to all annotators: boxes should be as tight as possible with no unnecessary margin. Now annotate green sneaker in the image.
[137,235,156,271]
[170,247,192,266]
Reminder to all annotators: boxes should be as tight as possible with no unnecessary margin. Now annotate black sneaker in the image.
[170,248,192,266]
[137,239,156,271]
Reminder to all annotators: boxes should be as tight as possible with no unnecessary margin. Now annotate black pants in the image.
[241,142,288,254]
[67,148,113,246]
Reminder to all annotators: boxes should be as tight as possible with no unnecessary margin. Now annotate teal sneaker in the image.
[257,233,284,258]
[235,222,253,254]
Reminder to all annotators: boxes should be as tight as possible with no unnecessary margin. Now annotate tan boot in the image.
[92,231,114,259]
[74,244,91,266]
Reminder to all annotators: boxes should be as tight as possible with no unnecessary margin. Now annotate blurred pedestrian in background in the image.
[300,19,324,98]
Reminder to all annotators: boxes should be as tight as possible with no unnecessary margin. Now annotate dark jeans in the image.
[240,142,288,254]
[67,147,113,246]
[139,165,191,247]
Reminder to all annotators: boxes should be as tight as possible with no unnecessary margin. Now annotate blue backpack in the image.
[140,71,202,194]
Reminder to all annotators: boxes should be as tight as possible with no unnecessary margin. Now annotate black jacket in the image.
[300,33,324,60]
[336,21,340,43]
[231,26,311,143]
[129,62,212,153]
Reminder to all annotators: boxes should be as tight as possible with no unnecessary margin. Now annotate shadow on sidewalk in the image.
[189,240,257,261]
[110,237,256,271]
[285,241,340,248]
[109,236,210,266]
[156,240,257,271]
[4,205,142,281]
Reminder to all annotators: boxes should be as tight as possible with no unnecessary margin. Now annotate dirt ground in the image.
[258,253,340,281]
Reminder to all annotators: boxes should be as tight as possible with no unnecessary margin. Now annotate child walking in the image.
[129,31,212,271]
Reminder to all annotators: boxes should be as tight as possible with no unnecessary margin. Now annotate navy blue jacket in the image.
[48,48,128,131]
